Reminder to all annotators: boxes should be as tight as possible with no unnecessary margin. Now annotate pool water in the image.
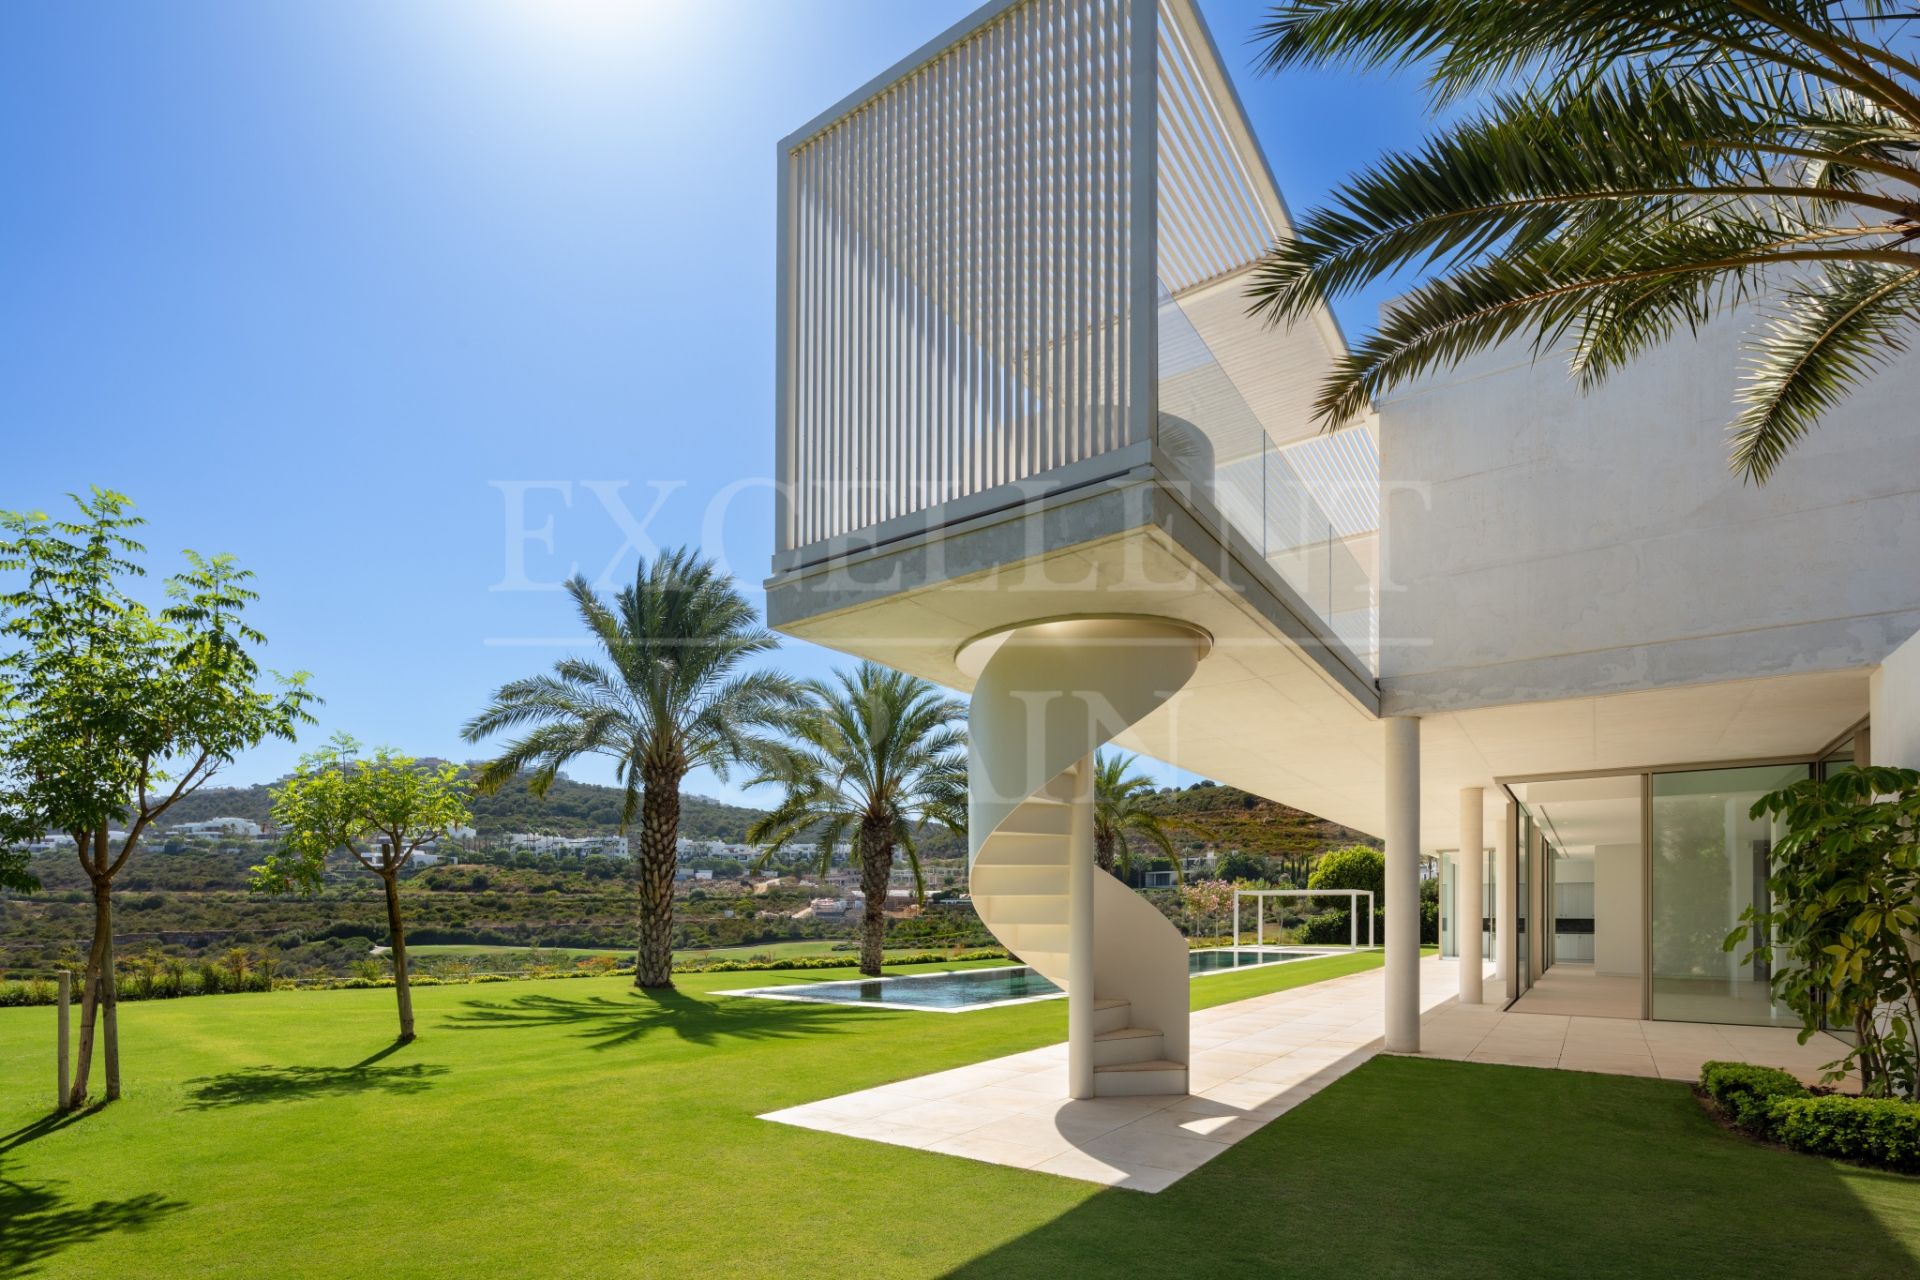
[1186,948,1317,973]
[727,948,1324,1011]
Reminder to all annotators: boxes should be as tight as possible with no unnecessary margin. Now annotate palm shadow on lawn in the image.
[0,1156,184,1280]
[183,1044,449,1111]
[441,985,876,1051]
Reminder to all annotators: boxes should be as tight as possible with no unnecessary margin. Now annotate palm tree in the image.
[747,663,966,977]
[1092,752,1203,884]
[462,550,793,989]
[1249,1,1920,482]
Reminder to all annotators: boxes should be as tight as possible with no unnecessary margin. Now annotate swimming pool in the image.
[721,948,1329,1012]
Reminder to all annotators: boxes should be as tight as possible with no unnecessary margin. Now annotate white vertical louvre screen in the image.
[780,0,1145,554]
[1153,4,1274,296]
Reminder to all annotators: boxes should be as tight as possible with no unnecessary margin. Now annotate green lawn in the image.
[3,950,1915,1279]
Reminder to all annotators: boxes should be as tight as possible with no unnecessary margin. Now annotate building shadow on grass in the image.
[442,985,873,1050]
[182,1058,449,1111]
[0,1157,184,1280]
[936,1057,1920,1280]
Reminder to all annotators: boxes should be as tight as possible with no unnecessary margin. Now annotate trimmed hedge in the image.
[1700,1060,1920,1173]
[1700,1060,1807,1137]
[0,950,1015,1007]
[1769,1096,1920,1172]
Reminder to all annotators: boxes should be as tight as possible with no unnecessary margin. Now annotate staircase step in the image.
[976,833,1067,866]
[1005,949,1065,977]
[970,895,1063,926]
[1091,998,1131,1034]
[1092,1059,1188,1098]
[998,922,1068,952]
[995,804,1072,836]
[971,864,1067,895]
[1092,1026,1165,1067]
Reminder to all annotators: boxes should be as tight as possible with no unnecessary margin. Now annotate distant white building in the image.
[504,832,629,857]
[677,837,759,861]
[173,816,262,838]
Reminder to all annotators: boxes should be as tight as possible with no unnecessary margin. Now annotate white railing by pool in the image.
[1233,888,1377,950]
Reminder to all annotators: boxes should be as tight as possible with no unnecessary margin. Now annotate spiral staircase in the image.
[962,616,1211,1098]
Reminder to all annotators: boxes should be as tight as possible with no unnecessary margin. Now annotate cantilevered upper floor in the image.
[764,0,1920,850]
[768,0,1382,755]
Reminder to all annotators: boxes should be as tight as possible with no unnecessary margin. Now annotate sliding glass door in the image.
[1514,810,1532,997]
[1649,764,1808,1026]
[1440,850,1496,963]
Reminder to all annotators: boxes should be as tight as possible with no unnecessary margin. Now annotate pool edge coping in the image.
[712,947,1367,1013]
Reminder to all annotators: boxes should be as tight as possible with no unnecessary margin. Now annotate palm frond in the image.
[1249,1,1920,475]
[1730,262,1920,481]
[464,548,786,833]
[1254,1,1920,122]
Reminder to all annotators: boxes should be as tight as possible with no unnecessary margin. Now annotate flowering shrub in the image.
[1179,879,1236,922]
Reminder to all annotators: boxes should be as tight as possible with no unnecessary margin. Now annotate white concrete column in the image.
[1067,754,1096,1100]
[1457,787,1484,1006]
[1384,716,1421,1053]
[1495,798,1516,992]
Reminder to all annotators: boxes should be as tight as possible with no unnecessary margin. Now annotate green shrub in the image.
[1700,1061,1807,1136]
[1299,909,1385,946]
[1768,1095,1920,1172]
[1308,845,1385,899]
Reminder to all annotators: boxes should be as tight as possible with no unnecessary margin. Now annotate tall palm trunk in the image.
[381,870,415,1042]
[858,818,893,978]
[1095,830,1117,876]
[636,769,682,988]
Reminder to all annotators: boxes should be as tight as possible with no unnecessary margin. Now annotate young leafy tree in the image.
[1092,752,1206,884]
[463,550,793,989]
[1249,1,1920,481]
[253,735,471,1043]
[0,842,37,894]
[748,664,967,977]
[1730,765,1920,1097]
[0,490,314,1107]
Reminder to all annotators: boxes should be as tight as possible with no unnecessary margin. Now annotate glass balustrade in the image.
[1156,287,1379,675]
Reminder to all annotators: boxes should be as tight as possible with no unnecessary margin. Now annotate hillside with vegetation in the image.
[1140,781,1378,861]
[3,770,1365,981]
[156,768,768,842]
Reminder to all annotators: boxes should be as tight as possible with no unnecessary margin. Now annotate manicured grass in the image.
[3,950,1915,1279]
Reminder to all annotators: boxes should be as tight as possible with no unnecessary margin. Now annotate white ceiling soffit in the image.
[1155,0,1350,449]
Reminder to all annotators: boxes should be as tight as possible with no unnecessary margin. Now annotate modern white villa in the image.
[763,0,1920,1103]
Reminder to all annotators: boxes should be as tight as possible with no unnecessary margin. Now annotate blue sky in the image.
[0,1,1432,806]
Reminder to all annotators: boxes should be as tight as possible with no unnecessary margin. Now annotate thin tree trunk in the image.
[1095,830,1117,877]
[68,869,113,1109]
[636,771,682,989]
[381,870,415,1042]
[102,899,120,1101]
[859,821,892,978]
